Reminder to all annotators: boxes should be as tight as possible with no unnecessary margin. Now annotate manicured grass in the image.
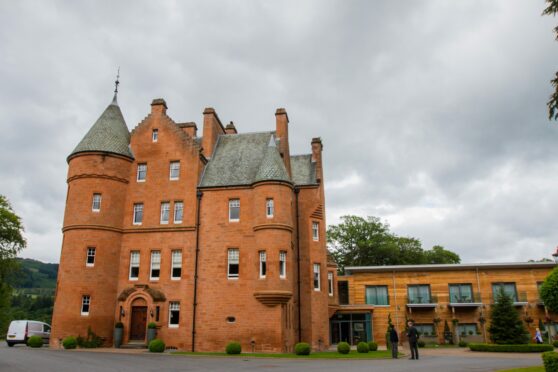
[171,350,395,359]
[497,367,544,372]
[423,344,458,349]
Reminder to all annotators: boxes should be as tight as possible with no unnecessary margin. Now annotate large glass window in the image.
[228,249,239,279]
[169,302,180,327]
[81,295,90,315]
[365,285,389,305]
[407,285,431,304]
[338,281,349,305]
[150,251,161,280]
[171,250,182,279]
[457,323,478,337]
[279,251,286,279]
[415,324,435,337]
[229,199,240,221]
[492,282,518,302]
[328,272,334,296]
[160,202,170,224]
[152,129,158,142]
[129,251,140,280]
[174,202,183,224]
[92,193,101,212]
[137,163,147,182]
[133,203,143,225]
[449,284,474,303]
[313,263,321,291]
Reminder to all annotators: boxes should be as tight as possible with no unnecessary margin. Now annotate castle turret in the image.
[51,92,133,347]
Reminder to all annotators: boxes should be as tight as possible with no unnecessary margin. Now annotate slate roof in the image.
[291,155,317,185]
[199,132,317,187]
[254,136,290,183]
[69,98,133,160]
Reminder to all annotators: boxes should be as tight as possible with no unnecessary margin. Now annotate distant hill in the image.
[7,258,58,290]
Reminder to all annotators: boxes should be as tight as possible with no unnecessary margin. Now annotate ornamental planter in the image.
[147,328,157,344]
[113,327,123,348]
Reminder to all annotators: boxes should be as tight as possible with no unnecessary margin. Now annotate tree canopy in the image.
[327,215,460,273]
[544,0,558,120]
[540,266,558,314]
[488,288,529,344]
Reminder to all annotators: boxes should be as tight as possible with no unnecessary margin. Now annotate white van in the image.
[6,320,51,347]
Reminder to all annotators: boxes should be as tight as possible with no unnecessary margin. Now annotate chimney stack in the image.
[225,121,238,134]
[311,137,323,183]
[151,98,167,115]
[202,107,225,159]
[275,108,291,177]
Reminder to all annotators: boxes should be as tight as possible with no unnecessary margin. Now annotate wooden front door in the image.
[130,306,147,341]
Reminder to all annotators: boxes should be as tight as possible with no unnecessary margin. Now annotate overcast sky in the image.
[1,0,557,264]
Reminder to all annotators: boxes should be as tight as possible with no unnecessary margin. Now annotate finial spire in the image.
[111,67,120,105]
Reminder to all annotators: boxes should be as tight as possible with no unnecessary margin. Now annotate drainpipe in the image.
[191,190,203,352]
[295,187,302,343]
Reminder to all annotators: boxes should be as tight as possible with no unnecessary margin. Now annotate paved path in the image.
[0,343,544,372]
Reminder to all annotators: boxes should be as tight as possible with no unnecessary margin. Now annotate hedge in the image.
[543,351,558,372]
[458,340,468,347]
[148,339,165,353]
[417,340,425,348]
[27,335,43,348]
[468,343,553,352]
[553,340,558,348]
[368,341,378,351]
[356,342,369,353]
[225,342,241,355]
[62,336,77,349]
[294,342,311,355]
[337,342,350,354]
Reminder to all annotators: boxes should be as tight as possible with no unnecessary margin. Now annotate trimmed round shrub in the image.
[417,340,426,348]
[458,340,468,347]
[62,336,77,350]
[294,342,311,355]
[148,339,165,353]
[368,341,378,351]
[356,342,369,353]
[225,341,241,355]
[542,351,558,371]
[27,335,43,348]
[337,341,350,354]
[147,322,157,329]
[114,322,124,329]
[553,340,558,348]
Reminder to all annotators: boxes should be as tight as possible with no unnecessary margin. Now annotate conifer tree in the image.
[488,288,529,344]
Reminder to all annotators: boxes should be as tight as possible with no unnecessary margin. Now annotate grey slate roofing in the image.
[254,136,290,183]
[291,155,317,185]
[69,98,133,160]
[199,132,317,187]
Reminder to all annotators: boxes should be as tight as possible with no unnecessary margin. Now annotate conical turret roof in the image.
[68,98,133,161]
[254,135,290,183]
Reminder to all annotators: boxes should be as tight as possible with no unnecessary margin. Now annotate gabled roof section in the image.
[254,136,290,183]
[291,154,317,185]
[69,100,133,161]
[200,131,275,187]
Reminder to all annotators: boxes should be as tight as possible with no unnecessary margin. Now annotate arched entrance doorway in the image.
[129,297,148,341]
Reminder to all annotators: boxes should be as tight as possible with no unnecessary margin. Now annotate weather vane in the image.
[114,67,120,95]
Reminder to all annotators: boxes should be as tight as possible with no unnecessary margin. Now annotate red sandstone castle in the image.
[51,92,335,352]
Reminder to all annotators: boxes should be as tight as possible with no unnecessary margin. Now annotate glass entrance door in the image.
[330,313,372,345]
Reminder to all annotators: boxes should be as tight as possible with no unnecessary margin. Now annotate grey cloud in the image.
[1,0,557,263]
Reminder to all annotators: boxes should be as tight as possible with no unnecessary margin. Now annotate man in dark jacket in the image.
[389,326,399,359]
[406,321,419,360]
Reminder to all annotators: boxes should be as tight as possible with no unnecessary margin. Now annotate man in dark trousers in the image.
[406,320,419,360]
[389,326,399,359]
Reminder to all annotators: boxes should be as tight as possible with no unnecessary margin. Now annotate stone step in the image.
[119,343,147,349]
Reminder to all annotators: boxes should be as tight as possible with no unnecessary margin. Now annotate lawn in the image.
[172,350,395,359]
[497,367,544,372]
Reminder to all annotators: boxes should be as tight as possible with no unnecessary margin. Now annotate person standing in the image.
[407,320,419,360]
[389,326,399,359]
[535,328,543,344]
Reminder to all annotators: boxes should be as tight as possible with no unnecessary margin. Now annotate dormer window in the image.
[152,129,158,142]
